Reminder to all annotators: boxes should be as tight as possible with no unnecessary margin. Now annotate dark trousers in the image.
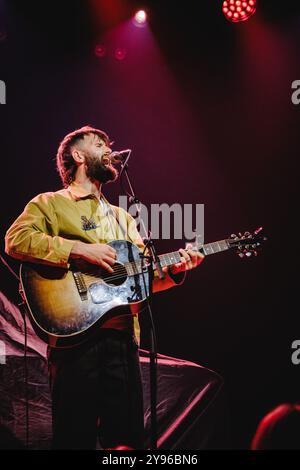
[47,329,144,450]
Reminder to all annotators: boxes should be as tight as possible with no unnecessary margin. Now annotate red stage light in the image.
[133,9,147,27]
[114,47,127,61]
[94,44,106,58]
[222,0,257,23]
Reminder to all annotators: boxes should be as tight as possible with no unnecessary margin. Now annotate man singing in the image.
[5,126,204,449]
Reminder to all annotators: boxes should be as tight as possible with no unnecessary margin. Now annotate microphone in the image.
[109,149,131,164]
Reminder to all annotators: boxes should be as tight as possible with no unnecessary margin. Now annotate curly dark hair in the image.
[56,126,110,187]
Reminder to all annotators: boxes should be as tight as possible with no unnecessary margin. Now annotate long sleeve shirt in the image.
[5,182,185,341]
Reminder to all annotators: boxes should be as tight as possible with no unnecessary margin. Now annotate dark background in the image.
[1,0,300,449]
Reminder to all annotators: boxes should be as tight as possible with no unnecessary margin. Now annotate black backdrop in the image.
[1,0,300,449]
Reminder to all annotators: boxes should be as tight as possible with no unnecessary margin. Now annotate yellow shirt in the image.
[5,182,184,342]
[5,184,146,267]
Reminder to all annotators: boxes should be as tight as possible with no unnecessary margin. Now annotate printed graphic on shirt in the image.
[81,216,97,231]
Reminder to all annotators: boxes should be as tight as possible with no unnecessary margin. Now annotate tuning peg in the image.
[238,252,245,258]
[231,233,237,239]
[254,226,263,235]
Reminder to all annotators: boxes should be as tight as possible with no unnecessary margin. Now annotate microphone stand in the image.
[119,154,164,450]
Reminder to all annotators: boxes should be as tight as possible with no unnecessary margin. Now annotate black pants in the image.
[47,329,144,450]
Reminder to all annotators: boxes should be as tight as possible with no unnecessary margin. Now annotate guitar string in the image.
[82,271,133,281]
[78,244,238,286]
[103,243,229,276]
[79,242,228,282]
[82,271,145,283]
[82,241,245,284]
[81,252,182,277]
[82,258,176,283]
[79,248,198,283]
[95,242,223,280]
[80,241,254,287]
[81,255,178,280]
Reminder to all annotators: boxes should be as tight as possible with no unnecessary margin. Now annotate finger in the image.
[187,249,204,267]
[106,247,117,258]
[193,251,205,265]
[186,250,198,267]
[100,260,114,273]
[179,257,193,271]
[186,249,197,257]
[103,255,116,266]
[183,254,193,266]
[190,249,204,259]
[179,249,191,262]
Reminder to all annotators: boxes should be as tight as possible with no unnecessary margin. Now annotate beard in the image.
[85,154,118,184]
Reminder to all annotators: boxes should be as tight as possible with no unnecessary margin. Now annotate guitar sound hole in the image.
[103,262,127,286]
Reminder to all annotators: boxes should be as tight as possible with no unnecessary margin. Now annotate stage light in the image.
[114,47,127,61]
[133,9,147,27]
[94,44,106,58]
[222,0,257,23]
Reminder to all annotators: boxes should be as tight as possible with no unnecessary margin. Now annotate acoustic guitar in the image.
[19,228,266,348]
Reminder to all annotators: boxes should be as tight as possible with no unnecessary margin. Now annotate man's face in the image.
[76,133,118,184]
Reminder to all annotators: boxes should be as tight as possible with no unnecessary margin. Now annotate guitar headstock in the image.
[228,226,267,258]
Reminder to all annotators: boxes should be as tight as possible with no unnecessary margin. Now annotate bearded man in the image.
[5,126,204,449]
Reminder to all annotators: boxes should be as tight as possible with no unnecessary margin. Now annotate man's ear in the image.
[71,147,85,164]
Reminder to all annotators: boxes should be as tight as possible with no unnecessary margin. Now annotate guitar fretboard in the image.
[124,239,230,276]
[201,239,230,256]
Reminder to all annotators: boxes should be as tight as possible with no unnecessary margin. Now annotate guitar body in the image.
[20,240,150,348]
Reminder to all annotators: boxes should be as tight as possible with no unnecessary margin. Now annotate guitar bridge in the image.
[73,271,88,301]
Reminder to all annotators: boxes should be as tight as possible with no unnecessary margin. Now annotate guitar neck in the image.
[74,239,232,282]
[155,239,230,270]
